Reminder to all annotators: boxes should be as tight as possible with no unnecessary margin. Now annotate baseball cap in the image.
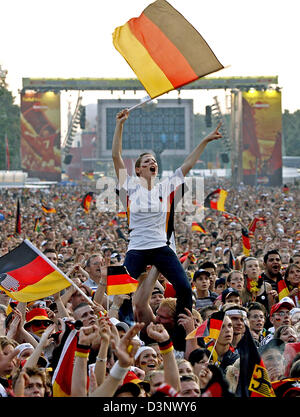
[270,298,295,316]
[193,269,210,281]
[221,287,240,304]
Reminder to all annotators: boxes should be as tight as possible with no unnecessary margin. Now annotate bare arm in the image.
[24,324,56,370]
[90,323,144,397]
[180,122,222,176]
[71,324,99,397]
[132,266,158,326]
[112,109,128,183]
[147,323,181,392]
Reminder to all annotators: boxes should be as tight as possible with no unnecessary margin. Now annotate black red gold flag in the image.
[113,0,223,99]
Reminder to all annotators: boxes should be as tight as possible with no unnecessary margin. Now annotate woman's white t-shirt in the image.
[118,168,185,252]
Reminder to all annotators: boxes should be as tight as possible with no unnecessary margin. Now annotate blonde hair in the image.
[225,358,240,393]
[159,298,176,317]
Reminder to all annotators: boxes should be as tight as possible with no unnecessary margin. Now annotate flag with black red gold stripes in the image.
[0,240,70,302]
[113,0,223,99]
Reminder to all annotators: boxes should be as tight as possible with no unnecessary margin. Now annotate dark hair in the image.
[247,301,266,316]
[198,261,216,271]
[263,249,281,264]
[188,348,211,366]
[135,152,155,177]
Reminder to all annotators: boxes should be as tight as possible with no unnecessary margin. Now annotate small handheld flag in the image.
[41,203,56,214]
[242,227,251,256]
[191,221,207,234]
[204,189,228,212]
[81,192,94,213]
[113,0,223,99]
[106,265,139,296]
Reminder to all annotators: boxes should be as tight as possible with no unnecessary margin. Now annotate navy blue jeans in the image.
[124,246,193,316]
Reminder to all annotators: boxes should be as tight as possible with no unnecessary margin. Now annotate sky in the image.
[2,0,300,128]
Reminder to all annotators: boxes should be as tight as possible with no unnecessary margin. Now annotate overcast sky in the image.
[2,0,300,115]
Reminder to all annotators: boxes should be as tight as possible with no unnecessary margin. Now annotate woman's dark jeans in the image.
[124,245,193,316]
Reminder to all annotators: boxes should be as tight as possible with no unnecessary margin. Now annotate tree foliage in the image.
[0,80,21,170]
[282,109,300,156]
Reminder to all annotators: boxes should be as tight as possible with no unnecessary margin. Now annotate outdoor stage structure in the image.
[21,76,282,186]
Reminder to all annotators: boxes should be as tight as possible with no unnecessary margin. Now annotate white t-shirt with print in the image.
[118,168,185,252]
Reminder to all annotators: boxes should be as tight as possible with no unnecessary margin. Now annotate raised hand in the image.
[146,322,170,343]
[112,322,144,368]
[203,122,222,143]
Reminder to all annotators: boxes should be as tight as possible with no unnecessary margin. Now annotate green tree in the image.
[0,74,21,170]
[282,109,300,156]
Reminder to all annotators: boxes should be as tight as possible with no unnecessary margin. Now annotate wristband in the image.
[75,345,90,358]
[110,361,130,380]
[158,338,174,355]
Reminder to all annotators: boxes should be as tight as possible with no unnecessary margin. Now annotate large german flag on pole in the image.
[204,189,228,212]
[236,326,275,397]
[106,265,139,296]
[113,0,224,99]
[0,240,71,302]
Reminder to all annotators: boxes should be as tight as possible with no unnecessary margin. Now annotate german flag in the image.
[209,311,223,340]
[41,203,56,214]
[34,217,41,232]
[113,0,223,99]
[15,199,21,235]
[236,326,275,397]
[276,275,290,301]
[81,192,93,213]
[204,189,228,212]
[117,211,127,218]
[52,326,78,397]
[228,249,236,270]
[242,227,251,256]
[106,265,139,296]
[191,221,207,234]
[186,319,209,340]
[0,240,71,302]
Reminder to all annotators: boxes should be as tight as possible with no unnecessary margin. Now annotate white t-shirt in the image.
[118,168,185,251]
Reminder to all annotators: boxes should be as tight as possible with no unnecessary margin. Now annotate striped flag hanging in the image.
[0,240,71,302]
[113,0,224,99]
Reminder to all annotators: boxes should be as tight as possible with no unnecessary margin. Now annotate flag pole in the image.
[127,96,153,113]
[24,239,96,307]
[207,336,219,363]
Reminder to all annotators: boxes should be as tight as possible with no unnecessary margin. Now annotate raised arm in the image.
[180,122,222,177]
[112,109,129,183]
[146,322,181,392]
[90,322,144,397]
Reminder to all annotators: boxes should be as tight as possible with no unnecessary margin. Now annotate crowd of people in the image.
[0,176,299,399]
[0,111,299,399]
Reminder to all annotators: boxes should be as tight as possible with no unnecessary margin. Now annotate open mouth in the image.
[150,166,156,173]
